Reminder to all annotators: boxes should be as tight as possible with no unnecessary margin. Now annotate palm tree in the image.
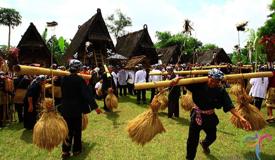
[0,8,22,50]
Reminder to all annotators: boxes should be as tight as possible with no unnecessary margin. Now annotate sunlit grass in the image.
[0,92,274,160]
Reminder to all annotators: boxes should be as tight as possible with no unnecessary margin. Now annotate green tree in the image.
[258,0,275,36]
[245,29,266,64]
[106,9,132,39]
[0,8,22,50]
[231,48,250,64]
[197,43,218,52]
[155,31,202,56]
[47,35,69,65]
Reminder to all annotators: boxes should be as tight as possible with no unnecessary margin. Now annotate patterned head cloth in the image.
[208,68,224,80]
[35,75,46,83]
[69,59,82,72]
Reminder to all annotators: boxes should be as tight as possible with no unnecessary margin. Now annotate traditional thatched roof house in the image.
[124,55,150,69]
[193,48,232,65]
[115,25,158,64]
[157,45,191,64]
[65,8,114,67]
[17,23,52,67]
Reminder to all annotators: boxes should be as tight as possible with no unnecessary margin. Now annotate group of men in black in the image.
[1,57,257,160]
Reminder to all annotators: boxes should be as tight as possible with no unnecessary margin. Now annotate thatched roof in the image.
[193,48,232,65]
[17,22,53,67]
[124,55,150,69]
[157,45,183,64]
[115,25,158,64]
[65,8,114,61]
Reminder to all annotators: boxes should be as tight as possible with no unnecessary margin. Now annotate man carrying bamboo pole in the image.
[185,68,251,160]
[59,59,101,158]
[266,68,275,123]
[23,75,46,130]
[166,66,180,118]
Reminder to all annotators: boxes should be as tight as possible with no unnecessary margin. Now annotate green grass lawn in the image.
[0,93,275,160]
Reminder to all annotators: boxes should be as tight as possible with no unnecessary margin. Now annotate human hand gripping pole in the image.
[170,77,181,87]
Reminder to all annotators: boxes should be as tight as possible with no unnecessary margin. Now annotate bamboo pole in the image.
[13,65,91,80]
[135,72,273,90]
[149,70,209,75]
[191,64,252,70]
[103,64,111,77]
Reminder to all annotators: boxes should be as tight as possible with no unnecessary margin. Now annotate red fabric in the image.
[269,75,275,88]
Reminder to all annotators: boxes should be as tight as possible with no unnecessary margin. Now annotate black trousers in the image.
[0,105,3,127]
[23,104,37,130]
[102,93,110,112]
[150,88,156,103]
[168,95,179,118]
[136,89,146,103]
[119,85,127,96]
[62,116,82,153]
[15,103,23,122]
[127,83,135,95]
[186,111,218,160]
[253,97,263,110]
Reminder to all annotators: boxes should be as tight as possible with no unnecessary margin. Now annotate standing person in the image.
[101,65,117,112]
[126,68,135,95]
[0,71,6,127]
[23,75,46,130]
[249,67,269,110]
[185,68,251,160]
[13,75,31,123]
[266,68,275,123]
[166,66,180,118]
[111,66,118,89]
[149,64,162,102]
[59,59,101,159]
[134,64,147,104]
[117,67,128,96]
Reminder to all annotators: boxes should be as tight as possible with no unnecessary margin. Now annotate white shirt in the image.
[95,81,102,89]
[126,70,135,84]
[111,71,118,87]
[149,69,162,82]
[134,69,147,83]
[249,77,269,98]
[118,69,128,85]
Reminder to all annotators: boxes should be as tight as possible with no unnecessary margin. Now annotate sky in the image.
[0,0,273,53]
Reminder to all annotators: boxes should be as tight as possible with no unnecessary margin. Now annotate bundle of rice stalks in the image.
[82,114,88,131]
[33,98,68,151]
[229,84,243,96]
[105,88,118,110]
[229,84,267,131]
[180,90,194,111]
[230,104,267,131]
[157,91,168,110]
[126,96,165,145]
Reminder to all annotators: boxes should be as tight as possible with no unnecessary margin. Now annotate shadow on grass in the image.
[4,122,24,130]
[106,111,121,128]
[67,142,96,160]
[20,129,32,144]
[243,151,275,160]
[217,129,235,136]
[118,95,149,108]
[267,122,275,128]
[206,154,219,160]
[158,112,190,126]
